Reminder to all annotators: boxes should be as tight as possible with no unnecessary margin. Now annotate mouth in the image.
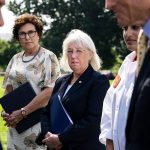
[71,62,79,65]
[126,40,136,45]
[25,42,33,44]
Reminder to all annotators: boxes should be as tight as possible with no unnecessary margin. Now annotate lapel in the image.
[128,48,150,114]
[58,65,94,101]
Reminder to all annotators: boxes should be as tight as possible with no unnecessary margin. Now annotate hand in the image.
[1,111,10,125]
[106,139,114,150]
[42,132,62,150]
[6,110,23,128]
[1,111,11,126]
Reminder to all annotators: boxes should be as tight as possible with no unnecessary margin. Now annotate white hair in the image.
[60,29,102,72]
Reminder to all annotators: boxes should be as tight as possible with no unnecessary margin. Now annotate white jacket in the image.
[99,51,137,150]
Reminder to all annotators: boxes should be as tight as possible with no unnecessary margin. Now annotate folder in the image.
[50,95,73,134]
[0,82,42,134]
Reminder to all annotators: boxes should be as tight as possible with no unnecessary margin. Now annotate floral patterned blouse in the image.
[3,47,60,150]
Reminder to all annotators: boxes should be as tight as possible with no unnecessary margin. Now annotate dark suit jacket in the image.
[126,49,150,150]
[36,65,109,150]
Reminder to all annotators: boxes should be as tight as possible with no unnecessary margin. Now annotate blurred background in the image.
[0,0,129,149]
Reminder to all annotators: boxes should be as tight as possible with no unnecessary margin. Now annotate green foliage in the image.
[0,39,22,70]
[8,0,127,69]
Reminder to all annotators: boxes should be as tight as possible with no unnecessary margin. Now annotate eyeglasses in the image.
[18,30,37,39]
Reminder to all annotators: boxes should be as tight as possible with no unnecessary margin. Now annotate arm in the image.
[106,139,114,150]
[21,51,60,116]
[2,87,52,127]
[22,87,52,115]
[99,86,114,145]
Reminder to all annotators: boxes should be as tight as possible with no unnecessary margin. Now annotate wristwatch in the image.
[21,108,27,118]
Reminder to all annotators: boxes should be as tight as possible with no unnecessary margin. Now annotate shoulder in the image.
[41,47,57,57]
[9,51,23,62]
[91,70,110,87]
[52,74,70,93]
[55,74,70,84]
[40,47,59,63]
[93,70,108,81]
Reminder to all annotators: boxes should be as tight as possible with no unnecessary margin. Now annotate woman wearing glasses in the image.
[1,13,60,149]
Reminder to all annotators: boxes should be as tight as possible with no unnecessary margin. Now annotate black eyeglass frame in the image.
[18,30,37,39]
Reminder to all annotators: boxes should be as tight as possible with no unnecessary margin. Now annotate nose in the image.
[25,33,30,39]
[105,0,116,10]
[71,51,78,58]
[0,11,4,26]
[125,27,133,37]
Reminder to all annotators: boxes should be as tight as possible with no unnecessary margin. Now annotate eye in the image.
[131,25,141,31]
[76,49,83,53]
[19,32,25,36]
[28,31,35,34]
[67,49,73,53]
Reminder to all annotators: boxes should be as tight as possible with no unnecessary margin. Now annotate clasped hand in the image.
[42,132,62,150]
[1,110,24,128]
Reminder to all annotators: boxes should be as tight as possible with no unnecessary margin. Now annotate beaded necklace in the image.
[22,46,41,63]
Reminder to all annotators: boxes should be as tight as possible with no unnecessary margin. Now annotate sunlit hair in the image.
[13,13,43,40]
[60,29,102,72]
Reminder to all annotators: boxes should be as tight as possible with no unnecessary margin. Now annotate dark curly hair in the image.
[13,13,43,40]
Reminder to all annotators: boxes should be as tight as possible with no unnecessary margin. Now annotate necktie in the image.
[136,29,148,76]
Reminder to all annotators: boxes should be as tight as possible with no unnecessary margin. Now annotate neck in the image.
[24,45,40,56]
[70,73,80,84]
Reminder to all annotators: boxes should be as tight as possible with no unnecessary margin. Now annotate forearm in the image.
[106,139,114,150]
[24,87,53,115]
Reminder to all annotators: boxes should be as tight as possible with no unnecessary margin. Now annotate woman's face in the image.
[18,23,40,51]
[67,42,92,75]
[123,25,141,52]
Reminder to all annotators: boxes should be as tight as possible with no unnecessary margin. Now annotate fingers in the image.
[1,110,23,128]
[1,111,9,119]
[42,133,62,150]
[45,132,52,138]
[4,118,18,127]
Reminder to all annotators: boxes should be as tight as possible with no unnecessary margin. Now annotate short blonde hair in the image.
[60,29,102,72]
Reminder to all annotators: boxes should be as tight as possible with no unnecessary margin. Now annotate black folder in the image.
[0,82,42,134]
[50,95,73,134]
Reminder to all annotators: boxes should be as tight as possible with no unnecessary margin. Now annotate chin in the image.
[128,46,136,52]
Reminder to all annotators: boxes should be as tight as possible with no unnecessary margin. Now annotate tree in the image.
[9,0,127,69]
[0,39,21,69]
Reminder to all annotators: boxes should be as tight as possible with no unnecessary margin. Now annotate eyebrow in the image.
[19,30,36,33]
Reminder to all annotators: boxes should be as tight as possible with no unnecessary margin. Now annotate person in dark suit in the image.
[36,29,110,150]
[104,0,150,149]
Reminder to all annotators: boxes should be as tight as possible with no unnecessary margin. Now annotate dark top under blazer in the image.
[37,65,109,150]
[126,48,150,150]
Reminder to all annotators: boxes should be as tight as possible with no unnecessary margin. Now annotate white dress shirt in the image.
[99,51,137,150]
